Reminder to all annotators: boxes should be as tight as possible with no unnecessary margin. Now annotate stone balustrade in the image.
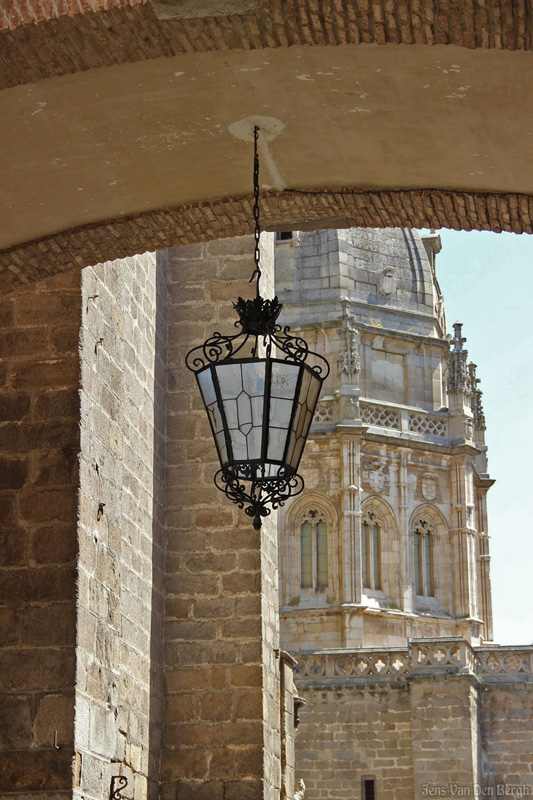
[359,399,450,441]
[312,397,451,441]
[293,638,533,683]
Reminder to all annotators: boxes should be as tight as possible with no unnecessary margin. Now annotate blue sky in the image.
[433,229,533,645]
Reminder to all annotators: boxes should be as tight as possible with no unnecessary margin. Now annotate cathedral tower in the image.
[276,227,494,652]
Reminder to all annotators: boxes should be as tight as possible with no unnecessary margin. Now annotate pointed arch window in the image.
[361,510,382,591]
[413,518,434,597]
[300,509,328,590]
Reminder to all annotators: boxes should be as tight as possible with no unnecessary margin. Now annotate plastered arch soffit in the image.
[2,0,533,290]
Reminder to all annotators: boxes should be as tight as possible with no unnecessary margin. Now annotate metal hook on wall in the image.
[110,775,129,800]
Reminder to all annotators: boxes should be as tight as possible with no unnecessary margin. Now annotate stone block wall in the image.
[161,234,285,800]
[481,683,533,788]
[0,271,81,797]
[0,235,298,799]
[410,676,480,795]
[75,252,165,800]
[295,684,414,800]
[293,652,533,800]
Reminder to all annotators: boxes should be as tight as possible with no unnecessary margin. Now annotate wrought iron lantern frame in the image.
[186,127,329,529]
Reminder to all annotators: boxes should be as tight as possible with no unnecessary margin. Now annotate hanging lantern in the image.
[186,128,329,529]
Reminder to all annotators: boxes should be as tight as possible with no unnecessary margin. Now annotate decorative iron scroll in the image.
[214,465,305,524]
[186,295,328,379]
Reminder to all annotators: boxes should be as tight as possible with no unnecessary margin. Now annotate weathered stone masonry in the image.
[294,642,533,800]
[0,270,81,796]
[75,251,165,800]
[161,235,287,800]
[0,233,298,799]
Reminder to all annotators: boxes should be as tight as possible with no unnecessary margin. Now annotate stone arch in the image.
[280,493,338,606]
[360,495,400,607]
[409,504,452,611]
[2,2,533,288]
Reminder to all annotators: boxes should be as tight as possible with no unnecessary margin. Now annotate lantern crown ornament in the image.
[186,127,329,529]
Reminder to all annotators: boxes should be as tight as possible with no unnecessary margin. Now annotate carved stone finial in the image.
[338,303,360,376]
[469,362,486,431]
[295,779,306,800]
[452,321,467,352]
[447,323,471,395]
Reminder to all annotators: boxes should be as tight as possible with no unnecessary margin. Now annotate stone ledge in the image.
[293,638,533,684]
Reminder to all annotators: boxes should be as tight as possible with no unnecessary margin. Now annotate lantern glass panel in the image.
[242,360,266,396]
[216,362,244,399]
[271,361,299,398]
[213,361,266,467]
[267,361,300,461]
[285,368,322,470]
[198,368,216,407]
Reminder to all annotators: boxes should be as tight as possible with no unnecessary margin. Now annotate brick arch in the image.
[2,187,532,293]
[2,1,532,90]
[3,1,533,290]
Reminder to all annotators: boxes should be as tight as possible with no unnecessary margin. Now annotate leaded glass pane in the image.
[215,362,243,400]
[267,396,294,460]
[414,532,422,595]
[223,397,239,429]
[271,361,299,399]
[215,430,228,464]
[242,360,266,397]
[197,367,217,408]
[266,426,287,462]
[237,392,252,427]
[362,521,368,587]
[425,534,433,596]
[251,396,264,427]
[229,427,248,461]
[301,521,312,588]
[317,520,328,588]
[372,524,380,590]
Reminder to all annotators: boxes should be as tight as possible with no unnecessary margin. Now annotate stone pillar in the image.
[450,458,478,622]
[410,675,481,798]
[74,252,166,800]
[0,271,81,797]
[161,234,284,800]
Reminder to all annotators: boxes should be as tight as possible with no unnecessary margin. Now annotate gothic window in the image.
[361,510,382,590]
[413,518,434,596]
[300,509,328,590]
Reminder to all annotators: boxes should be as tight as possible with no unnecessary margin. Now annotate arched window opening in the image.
[361,510,382,590]
[299,509,328,590]
[413,518,434,597]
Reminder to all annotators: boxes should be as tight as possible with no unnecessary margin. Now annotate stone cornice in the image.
[293,638,533,685]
